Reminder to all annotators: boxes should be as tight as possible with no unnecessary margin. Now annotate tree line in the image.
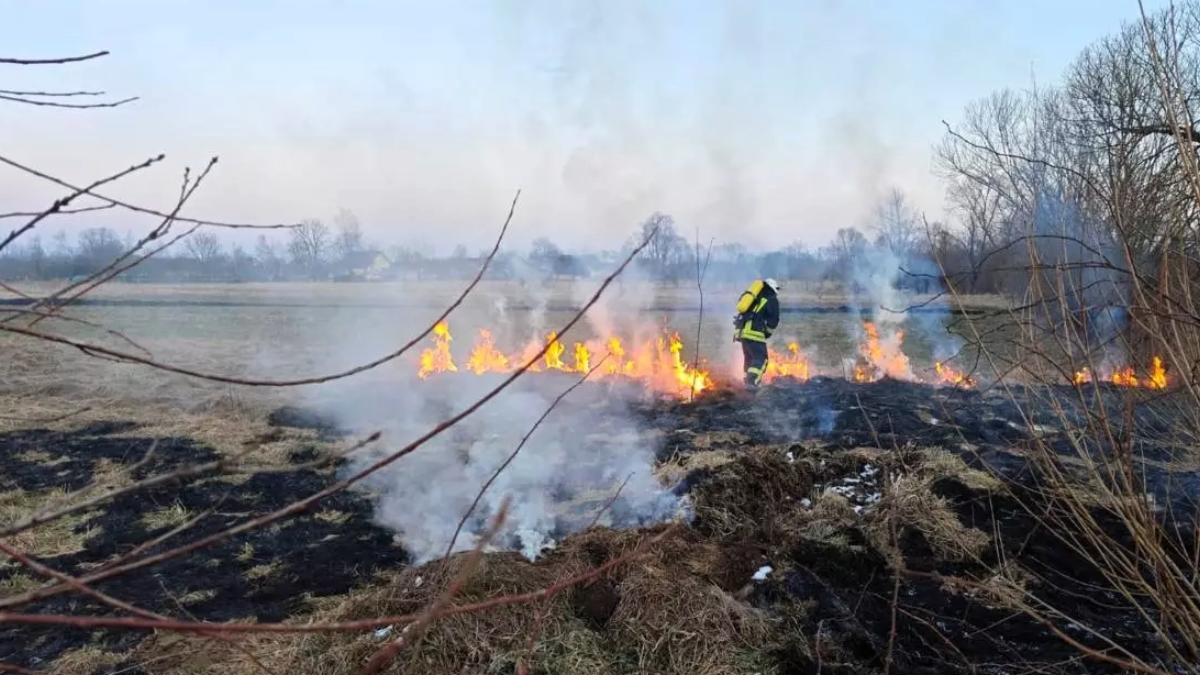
[0,189,938,289]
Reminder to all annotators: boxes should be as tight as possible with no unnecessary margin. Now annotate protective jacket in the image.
[733,279,780,343]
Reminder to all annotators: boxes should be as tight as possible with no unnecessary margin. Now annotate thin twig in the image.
[0,154,164,255]
[0,51,110,65]
[0,92,138,108]
[0,152,298,229]
[689,230,715,402]
[0,203,115,220]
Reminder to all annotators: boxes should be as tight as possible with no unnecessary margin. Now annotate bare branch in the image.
[0,203,115,220]
[0,154,165,255]
[0,153,298,230]
[0,51,110,65]
[0,88,107,97]
[0,92,138,109]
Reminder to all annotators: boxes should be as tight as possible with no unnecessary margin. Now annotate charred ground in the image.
[1,377,1196,674]
[0,422,407,671]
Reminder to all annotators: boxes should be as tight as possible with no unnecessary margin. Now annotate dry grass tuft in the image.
[867,473,991,562]
[689,448,814,538]
[655,449,737,485]
[862,447,999,562]
[49,647,129,675]
[908,447,1005,492]
[792,493,863,551]
[0,488,99,558]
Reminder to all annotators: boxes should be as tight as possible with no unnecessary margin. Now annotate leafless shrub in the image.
[930,4,1200,672]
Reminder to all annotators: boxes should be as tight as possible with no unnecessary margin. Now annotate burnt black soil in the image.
[647,379,1198,674]
[791,478,1180,674]
[646,377,1200,518]
[3,377,1197,674]
[0,423,407,670]
[756,479,1164,674]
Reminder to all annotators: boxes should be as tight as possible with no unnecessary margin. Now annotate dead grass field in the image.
[2,281,1084,675]
[0,279,1014,311]
[2,371,1185,674]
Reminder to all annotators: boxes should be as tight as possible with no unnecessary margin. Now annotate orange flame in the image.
[464,329,509,375]
[764,342,812,382]
[852,322,913,382]
[1074,355,1169,389]
[417,321,457,379]
[934,361,976,388]
[417,319,1170,394]
[416,321,712,397]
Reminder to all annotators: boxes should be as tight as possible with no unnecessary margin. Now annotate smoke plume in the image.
[295,288,686,565]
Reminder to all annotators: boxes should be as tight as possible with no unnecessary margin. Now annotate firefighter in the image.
[733,277,782,389]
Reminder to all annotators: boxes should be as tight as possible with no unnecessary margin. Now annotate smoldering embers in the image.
[337,377,684,564]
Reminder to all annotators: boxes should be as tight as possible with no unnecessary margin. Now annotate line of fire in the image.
[414,319,1170,397]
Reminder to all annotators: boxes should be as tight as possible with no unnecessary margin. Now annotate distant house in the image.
[335,250,392,281]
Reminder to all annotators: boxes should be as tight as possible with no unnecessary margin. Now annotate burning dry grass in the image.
[0,280,1028,411]
[412,314,1175,397]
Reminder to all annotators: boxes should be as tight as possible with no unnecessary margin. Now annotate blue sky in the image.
[0,0,1174,253]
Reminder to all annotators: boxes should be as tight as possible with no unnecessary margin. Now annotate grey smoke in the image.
[846,242,965,373]
[815,406,837,435]
[298,298,686,565]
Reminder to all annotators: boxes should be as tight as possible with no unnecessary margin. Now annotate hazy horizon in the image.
[1,0,1170,255]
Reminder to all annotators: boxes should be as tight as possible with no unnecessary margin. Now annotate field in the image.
[0,279,1014,401]
[1,280,1192,675]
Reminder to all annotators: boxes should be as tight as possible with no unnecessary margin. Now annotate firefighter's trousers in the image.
[739,338,768,388]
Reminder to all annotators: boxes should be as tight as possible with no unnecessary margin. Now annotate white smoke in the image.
[293,277,686,566]
[845,242,964,372]
[335,372,681,564]
[849,244,907,329]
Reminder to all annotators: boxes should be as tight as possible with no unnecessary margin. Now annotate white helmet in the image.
[764,277,782,292]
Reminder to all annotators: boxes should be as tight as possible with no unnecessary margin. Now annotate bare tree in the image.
[255,234,284,280]
[228,242,254,281]
[184,231,224,268]
[75,227,125,270]
[529,237,561,266]
[51,229,71,257]
[824,227,869,279]
[333,207,364,260]
[288,219,331,279]
[632,212,687,282]
[869,188,921,258]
